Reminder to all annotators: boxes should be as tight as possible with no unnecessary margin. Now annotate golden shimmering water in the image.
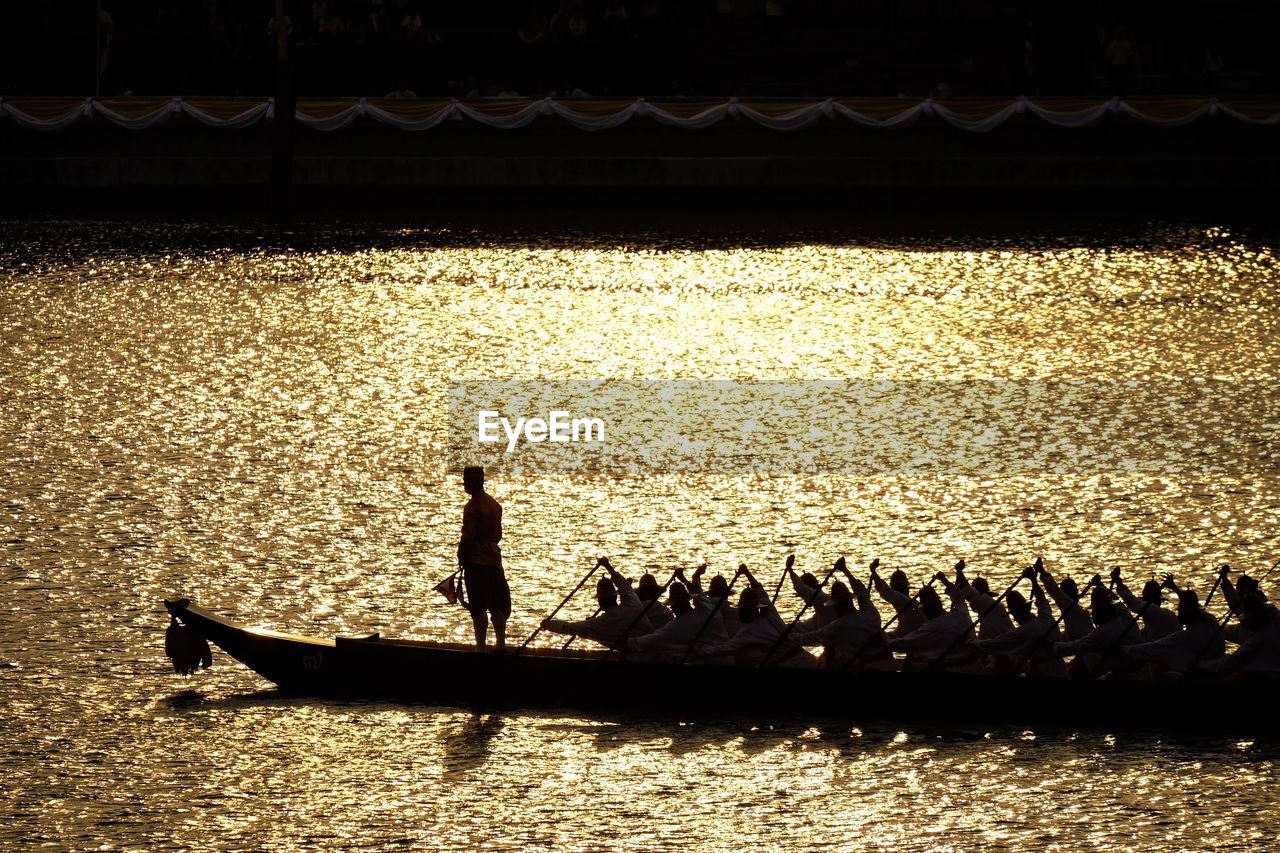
[2,218,1279,848]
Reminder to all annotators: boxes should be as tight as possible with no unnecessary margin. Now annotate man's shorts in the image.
[462,563,512,620]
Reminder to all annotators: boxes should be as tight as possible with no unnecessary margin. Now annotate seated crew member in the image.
[541,558,652,649]
[1200,593,1280,678]
[696,586,818,668]
[792,575,891,670]
[956,563,1014,640]
[872,568,925,638]
[636,572,674,628]
[1112,568,1181,641]
[969,581,1065,677]
[1052,584,1148,679]
[680,564,738,638]
[888,574,977,671]
[1038,565,1095,643]
[626,580,731,661]
[1123,588,1223,675]
[786,565,837,635]
[1221,570,1271,644]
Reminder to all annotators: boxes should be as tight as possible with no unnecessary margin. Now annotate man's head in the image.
[1090,587,1117,625]
[1176,589,1200,625]
[1241,593,1273,632]
[636,573,661,602]
[668,582,691,614]
[800,572,819,589]
[1061,577,1080,599]
[1239,575,1268,603]
[1006,589,1032,625]
[595,577,618,609]
[737,587,760,623]
[708,575,730,598]
[972,577,991,597]
[830,581,853,617]
[1141,580,1163,605]
[889,569,910,595]
[462,465,485,496]
[919,586,944,620]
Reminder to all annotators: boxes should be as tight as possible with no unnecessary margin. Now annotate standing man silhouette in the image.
[458,466,510,652]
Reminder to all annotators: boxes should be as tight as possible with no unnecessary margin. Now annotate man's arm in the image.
[599,556,632,591]
[1112,569,1143,614]
[684,564,707,595]
[457,501,474,566]
[1221,572,1239,610]
[971,623,1035,655]
[935,572,967,613]
[851,578,874,612]
[1030,579,1053,620]
[1038,566,1069,610]
[789,569,830,608]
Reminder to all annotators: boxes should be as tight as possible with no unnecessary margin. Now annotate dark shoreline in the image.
[2,189,1278,248]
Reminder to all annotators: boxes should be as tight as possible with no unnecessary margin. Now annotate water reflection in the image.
[440,713,506,780]
[3,218,1280,848]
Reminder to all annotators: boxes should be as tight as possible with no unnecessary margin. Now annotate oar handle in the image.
[840,573,939,672]
[1007,574,1099,676]
[758,558,845,668]
[1185,562,1278,673]
[598,568,681,664]
[770,554,796,607]
[514,560,602,656]
[1088,595,1153,676]
[1200,565,1228,610]
[922,570,1028,674]
[678,566,745,665]
[561,604,604,650]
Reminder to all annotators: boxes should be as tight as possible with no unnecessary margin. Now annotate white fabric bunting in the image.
[2,96,1277,133]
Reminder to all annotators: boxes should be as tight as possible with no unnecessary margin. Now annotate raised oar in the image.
[922,558,1034,674]
[1095,563,1223,676]
[1086,571,1175,678]
[770,554,795,607]
[514,558,602,656]
[1203,563,1230,608]
[759,556,870,668]
[597,567,682,665]
[1188,558,1280,674]
[1006,571,1102,677]
[678,564,746,665]
[840,565,938,672]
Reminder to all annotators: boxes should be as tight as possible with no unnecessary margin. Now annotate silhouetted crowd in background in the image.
[4,0,1277,99]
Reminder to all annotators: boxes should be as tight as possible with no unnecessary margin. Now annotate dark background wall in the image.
[5,1,1278,99]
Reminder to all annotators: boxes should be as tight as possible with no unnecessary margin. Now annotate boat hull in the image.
[164,599,1277,731]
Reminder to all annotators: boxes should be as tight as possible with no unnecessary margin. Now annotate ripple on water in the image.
[2,218,1280,848]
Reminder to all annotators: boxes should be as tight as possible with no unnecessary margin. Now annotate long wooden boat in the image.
[164,598,1276,731]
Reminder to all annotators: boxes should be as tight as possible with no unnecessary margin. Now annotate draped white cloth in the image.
[2,96,1278,133]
